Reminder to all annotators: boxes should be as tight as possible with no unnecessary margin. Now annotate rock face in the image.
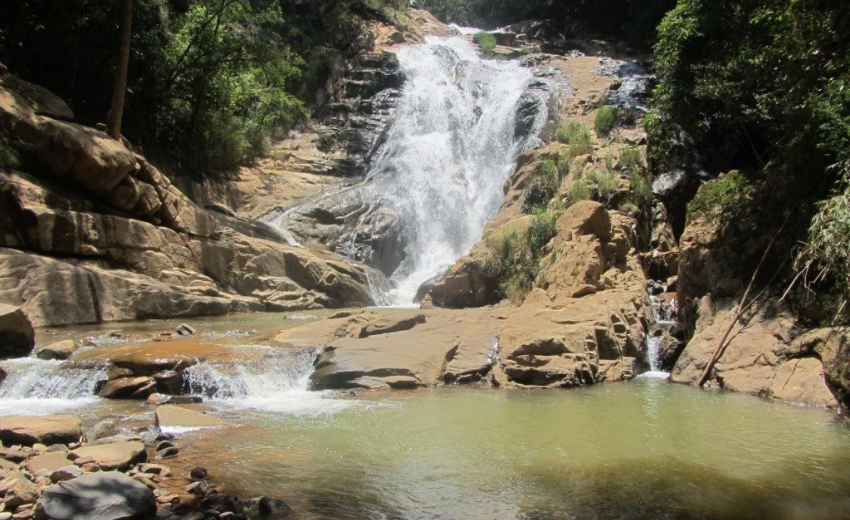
[38,472,156,520]
[0,77,378,326]
[670,197,846,408]
[0,416,81,446]
[0,304,34,359]
[671,297,837,407]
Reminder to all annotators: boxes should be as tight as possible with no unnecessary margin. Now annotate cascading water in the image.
[182,347,371,416]
[640,296,675,380]
[0,358,106,414]
[364,36,548,304]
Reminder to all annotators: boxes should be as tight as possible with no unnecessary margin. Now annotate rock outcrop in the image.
[670,186,847,408]
[0,77,379,326]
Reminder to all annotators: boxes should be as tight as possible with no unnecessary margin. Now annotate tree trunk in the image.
[106,0,133,139]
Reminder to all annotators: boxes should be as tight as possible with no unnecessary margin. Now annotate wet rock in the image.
[257,496,291,517]
[34,340,79,361]
[175,324,195,336]
[0,416,81,447]
[198,495,243,515]
[37,471,155,520]
[70,442,146,471]
[138,464,171,477]
[185,481,207,495]
[145,393,201,406]
[0,305,34,359]
[189,467,207,480]
[99,377,156,400]
[154,447,178,460]
[151,371,183,395]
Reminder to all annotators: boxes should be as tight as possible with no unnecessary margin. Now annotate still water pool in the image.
[181,381,850,520]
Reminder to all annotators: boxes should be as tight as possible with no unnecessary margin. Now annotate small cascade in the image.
[182,347,366,415]
[0,358,106,414]
[639,294,675,380]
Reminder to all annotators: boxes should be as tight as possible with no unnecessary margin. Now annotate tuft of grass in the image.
[620,146,645,172]
[474,32,497,56]
[594,105,618,137]
[588,168,619,204]
[556,121,593,158]
[483,210,559,304]
[563,179,591,208]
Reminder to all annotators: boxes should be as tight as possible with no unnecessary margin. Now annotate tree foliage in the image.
[0,0,403,177]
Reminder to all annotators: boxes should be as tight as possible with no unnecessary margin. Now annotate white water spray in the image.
[0,358,106,415]
[183,347,370,416]
[359,36,547,304]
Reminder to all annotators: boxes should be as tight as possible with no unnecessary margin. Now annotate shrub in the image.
[594,105,617,137]
[628,170,653,208]
[556,121,593,157]
[687,171,753,220]
[588,168,619,204]
[473,32,497,56]
[563,179,591,208]
[483,210,559,304]
[522,159,560,213]
[620,146,645,173]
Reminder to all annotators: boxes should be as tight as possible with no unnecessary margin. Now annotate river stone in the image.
[37,472,155,520]
[154,405,228,432]
[26,452,70,475]
[0,304,34,359]
[0,473,39,510]
[70,442,145,471]
[35,340,79,361]
[0,416,81,447]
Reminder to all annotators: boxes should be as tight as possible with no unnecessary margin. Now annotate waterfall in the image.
[368,36,548,304]
[0,358,106,414]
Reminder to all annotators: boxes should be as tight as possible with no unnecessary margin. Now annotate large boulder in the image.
[0,415,81,446]
[0,304,34,359]
[70,441,146,471]
[37,472,156,520]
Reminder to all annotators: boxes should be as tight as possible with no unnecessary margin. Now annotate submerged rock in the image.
[37,472,155,520]
[154,405,228,431]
